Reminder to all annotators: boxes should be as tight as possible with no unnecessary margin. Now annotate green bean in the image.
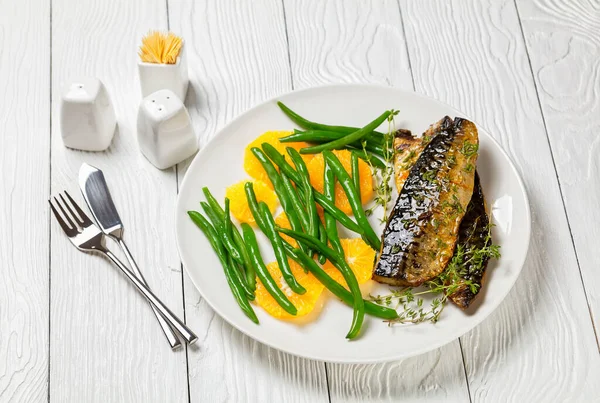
[244,182,268,230]
[279,173,312,255]
[242,223,297,316]
[277,229,364,339]
[282,129,345,143]
[261,143,363,234]
[258,201,306,295]
[350,153,370,249]
[351,152,360,195]
[202,187,255,290]
[356,143,385,158]
[347,149,386,170]
[229,254,255,300]
[279,173,309,229]
[323,159,343,256]
[251,147,306,240]
[200,201,244,265]
[188,211,258,323]
[224,198,254,299]
[280,130,384,147]
[224,198,233,236]
[317,221,327,264]
[286,148,319,244]
[299,111,391,154]
[282,242,397,320]
[277,101,384,136]
[281,131,385,158]
[323,151,381,251]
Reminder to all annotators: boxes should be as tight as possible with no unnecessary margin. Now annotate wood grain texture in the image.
[284,1,470,402]
[285,0,413,90]
[167,0,329,401]
[516,0,600,340]
[0,0,50,401]
[400,0,600,401]
[49,0,188,401]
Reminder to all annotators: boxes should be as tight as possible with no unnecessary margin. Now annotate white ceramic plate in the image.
[176,85,531,363]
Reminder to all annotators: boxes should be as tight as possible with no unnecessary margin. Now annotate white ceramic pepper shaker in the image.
[59,77,116,151]
[137,89,197,169]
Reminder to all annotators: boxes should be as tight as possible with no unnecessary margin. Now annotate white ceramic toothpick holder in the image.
[138,51,189,101]
[137,89,198,169]
[60,77,116,151]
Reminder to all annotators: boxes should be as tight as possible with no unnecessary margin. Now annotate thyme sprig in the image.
[365,110,398,223]
[368,223,500,325]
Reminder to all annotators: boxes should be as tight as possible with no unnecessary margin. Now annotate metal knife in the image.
[79,163,196,349]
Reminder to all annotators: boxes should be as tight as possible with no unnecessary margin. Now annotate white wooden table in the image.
[2,0,599,401]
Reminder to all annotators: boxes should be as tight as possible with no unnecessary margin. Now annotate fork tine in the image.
[54,196,78,229]
[63,191,93,225]
[49,199,75,234]
[58,193,84,227]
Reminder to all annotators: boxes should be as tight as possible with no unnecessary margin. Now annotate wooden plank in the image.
[516,0,600,342]
[284,0,413,89]
[167,0,329,401]
[49,1,188,401]
[400,0,600,400]
[0,0,50,401]
[283,1,471,402]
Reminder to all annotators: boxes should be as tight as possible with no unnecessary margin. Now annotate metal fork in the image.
[49,191,198,345]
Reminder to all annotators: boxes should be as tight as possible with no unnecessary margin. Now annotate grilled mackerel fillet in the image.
[373,117,479,287]
[392,128,491,308]
[447,173,491,309]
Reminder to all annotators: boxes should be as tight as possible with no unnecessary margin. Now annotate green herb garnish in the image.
[460,141,479,158]
[365,110,399,223]
[368,222,500,325]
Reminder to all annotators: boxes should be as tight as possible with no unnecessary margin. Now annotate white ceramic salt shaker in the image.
[138,50,189,101]
[60,77,116,151]
[137,89,198,169]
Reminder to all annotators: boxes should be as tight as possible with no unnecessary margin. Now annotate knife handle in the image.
[116,238,186,349]
[101,248,198,345]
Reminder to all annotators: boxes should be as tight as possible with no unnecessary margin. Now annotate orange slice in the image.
[225,179,278,225]
[255,259,325,319]
[323,238,375,288]
[244,131,313,187]
[307,150,374,214]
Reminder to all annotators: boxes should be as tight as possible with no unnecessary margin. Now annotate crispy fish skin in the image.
[393,119,445,191]
[373,117,479,287]
[448,173,490,309]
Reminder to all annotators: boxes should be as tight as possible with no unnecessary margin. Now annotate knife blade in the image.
[78,163,123,237]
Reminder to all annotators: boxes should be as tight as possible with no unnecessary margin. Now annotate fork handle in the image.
[102,249,198,345]
[117,239,182,350]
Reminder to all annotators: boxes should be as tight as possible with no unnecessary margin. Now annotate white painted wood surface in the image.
[516,0,600,338]
[0,0,49,402]
[0,0,598,402]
